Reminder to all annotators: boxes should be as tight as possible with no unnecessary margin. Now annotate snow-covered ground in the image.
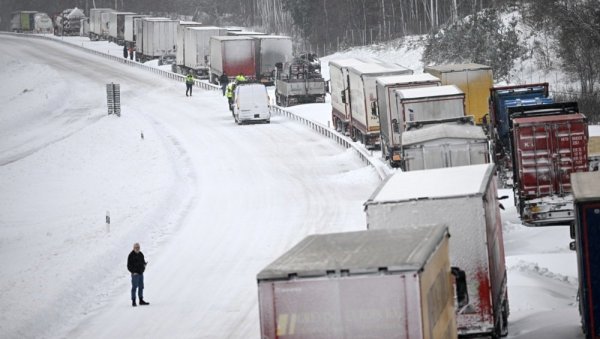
[0,33,598,339]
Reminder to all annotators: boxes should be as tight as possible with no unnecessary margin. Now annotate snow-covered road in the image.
[0,34,589,339]
[0,35,379,338]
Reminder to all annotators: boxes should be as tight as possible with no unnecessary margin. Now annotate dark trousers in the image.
[221,83,228,96]
[131,274,144,300]
[186,83,193,96]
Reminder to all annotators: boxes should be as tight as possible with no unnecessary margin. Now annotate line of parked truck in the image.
[79,7,327,99]
[255,59,596,338]
[328,58,597,229]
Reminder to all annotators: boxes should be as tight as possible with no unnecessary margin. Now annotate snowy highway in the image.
[0,34,591,339]
[0,35,379,338]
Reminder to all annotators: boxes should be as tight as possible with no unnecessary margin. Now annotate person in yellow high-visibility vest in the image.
[226,82,236,113]
[235,73,246,83]
[185,73,194,97]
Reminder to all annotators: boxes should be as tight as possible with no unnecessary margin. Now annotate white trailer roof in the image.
[424,63,491,73]
[211,35,255,41]
[376,73,440,86]
[395,84,463,100]
[254,35,291,39]
[402,123,486,146]
[257,226,448,280]
[348,62,412,75]
[179,21,200,25]
[571,172,600,202]
[188,26,222,31]
[328,57,372,68]
[368,163,493,203]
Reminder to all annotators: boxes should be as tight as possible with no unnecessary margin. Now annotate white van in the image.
[233,83,271,124]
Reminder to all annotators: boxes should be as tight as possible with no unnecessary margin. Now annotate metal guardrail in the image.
[2,32,387,179]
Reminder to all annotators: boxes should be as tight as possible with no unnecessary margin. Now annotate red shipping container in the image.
[511,113,588,225]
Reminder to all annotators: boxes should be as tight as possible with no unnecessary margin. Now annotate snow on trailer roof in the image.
[394,84,463,100]
[425,63,492,72]
[328,57,373,68]
[188,26,223,31]
[210,35,255,41]
[367,163,494,204]
[376,73,440,86]
[348,61,412,75]
[256,226,449,280]
[402,123,486,146]
[571,172,600,202]
[142,17,174,21]
[179,21,202,25]
[254,35,292,39]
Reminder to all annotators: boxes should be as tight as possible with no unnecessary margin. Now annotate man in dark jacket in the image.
[219,72,229,96]
[127,243,149,307]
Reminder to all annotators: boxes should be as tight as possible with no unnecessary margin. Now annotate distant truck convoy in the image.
[424,63,493,125]
[257,226,458,339]
[11,11,53,33]
[364,163,509,338]
[571,171,600,339]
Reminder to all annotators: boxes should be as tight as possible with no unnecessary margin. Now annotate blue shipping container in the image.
[572,171,600,339]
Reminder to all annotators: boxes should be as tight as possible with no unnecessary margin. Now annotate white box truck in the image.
[89,8,114,40]
[257,226,458,339]
[376,73,442,167]
[108,11,136,44]
[123,14,147,46]
[347,61,413,149]
[364,163,509,338]
[254,35,293,84]
[209,36,257,83]
[328,58,370,136]
[175,21,203,72]
[401,122,489,171]
[177,26,227,77]
[139,18,177,63]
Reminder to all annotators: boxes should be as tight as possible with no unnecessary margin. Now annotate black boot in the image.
[139,299,149,305]
[132,300,137,307]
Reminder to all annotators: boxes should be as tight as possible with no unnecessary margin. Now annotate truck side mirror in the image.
[371,101,378,116]
[341,90,346,104]
[451,267,469,309]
